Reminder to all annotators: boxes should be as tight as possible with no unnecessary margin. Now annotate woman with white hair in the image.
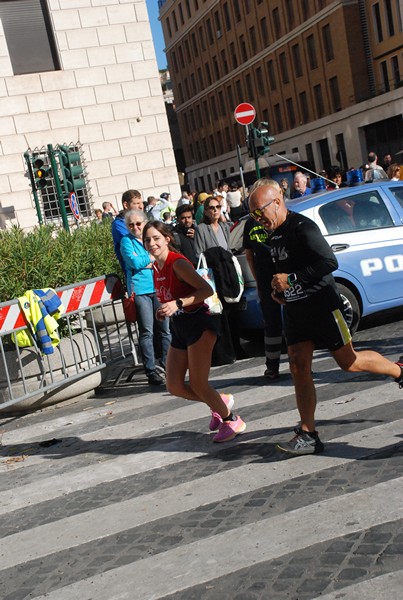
[120,209,171,386]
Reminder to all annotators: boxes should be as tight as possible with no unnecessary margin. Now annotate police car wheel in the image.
[337,283,360,335]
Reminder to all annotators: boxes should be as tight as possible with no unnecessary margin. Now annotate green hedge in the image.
[0,221,123,303]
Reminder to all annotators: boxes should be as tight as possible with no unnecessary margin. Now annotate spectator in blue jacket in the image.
[112,189,144,280]
[120,209,171,386]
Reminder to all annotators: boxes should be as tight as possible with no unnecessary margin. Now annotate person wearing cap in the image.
[194,192,210,224]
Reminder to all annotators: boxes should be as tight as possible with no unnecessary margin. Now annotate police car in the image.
[232,180,403,337]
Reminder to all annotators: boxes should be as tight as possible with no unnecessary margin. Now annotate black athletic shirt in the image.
[269,211,338,304]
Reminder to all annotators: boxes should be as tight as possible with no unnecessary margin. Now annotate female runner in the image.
[143,220,246,443]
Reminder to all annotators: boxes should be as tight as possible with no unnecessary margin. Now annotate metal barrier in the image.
[0,274,140,412]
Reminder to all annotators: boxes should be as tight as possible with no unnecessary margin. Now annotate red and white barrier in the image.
[0,275,124,334]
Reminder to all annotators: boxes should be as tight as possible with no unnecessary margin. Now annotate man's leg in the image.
[288,341,316,432]
[332,341,402,380]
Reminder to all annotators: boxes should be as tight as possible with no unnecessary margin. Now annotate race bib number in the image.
[284,283,307,302]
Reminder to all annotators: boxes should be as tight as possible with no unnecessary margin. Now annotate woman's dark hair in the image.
[142,220,176,251]
[201,196,218,224]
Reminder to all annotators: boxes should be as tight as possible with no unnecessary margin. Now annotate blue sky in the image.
[146,0,167,70]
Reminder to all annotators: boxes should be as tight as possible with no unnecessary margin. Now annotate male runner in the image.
[248,178,403,456]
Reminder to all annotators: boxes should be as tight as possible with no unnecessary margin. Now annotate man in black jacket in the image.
[172,205,198,266]
[248,178,403,456]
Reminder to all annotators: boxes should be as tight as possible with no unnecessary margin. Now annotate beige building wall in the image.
[0,0,180,229]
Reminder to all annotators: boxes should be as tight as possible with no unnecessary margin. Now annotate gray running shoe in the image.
[276,427,324,455]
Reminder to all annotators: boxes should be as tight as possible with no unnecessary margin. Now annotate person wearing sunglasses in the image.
[120,209,171,386]
[248,178,403,456]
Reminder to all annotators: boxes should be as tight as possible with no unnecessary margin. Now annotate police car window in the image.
[319,191,393,234]
[389,186,403,210]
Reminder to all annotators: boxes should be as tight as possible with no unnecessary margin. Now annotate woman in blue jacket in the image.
[120,209,171,386]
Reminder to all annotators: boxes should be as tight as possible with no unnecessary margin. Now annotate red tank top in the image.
[153,251,204,312]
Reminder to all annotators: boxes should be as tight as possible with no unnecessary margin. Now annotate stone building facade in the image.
[0,0,181,230]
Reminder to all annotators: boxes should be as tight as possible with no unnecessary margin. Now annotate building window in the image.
[213,55,220,79]
[190,73,196,95]
[373,3,383,42]
[178,46,185,68]
[240,35,248,62]
[391,55,400,87]
[205,63,212,85]
[385,0,395,36]
[185,0,191,18]
[221,49,228,74]
[172,10,178,31]
[307,35,318,69]
[166,17,172,38]
[299,91,309,122]
[177,82,183,103]
[223,2,231,30]
[214,10,221,32]
[206,18,214,44]
[194,0,199,10]
[249,26,257,54]
[329,76,341,111]
[197,67,203,87]
[0,0,60,75]
[274,103,283,132]
[218,90,226,116]
[184,113,190,135]
[292,44,302,77]
[227,85,234,110]
[234,0,241,22]
[210,96,217,121]
[178,2,184,25]
[184,78,190,99]
[245,0,251,14]
[229,42,238,68]
[285,0,294,29]
[272,8,281,39]
[301,0,310,20]
[267,60,277,90]
[184,39,191,62]
[260,17,269,46]
[314,84,325,117]
[322,24,334,61]
[380,61,390,91]
[255,67,264,94]
[191,33,198,57]
[235,78,243,101]
[286,98,296,128]
[171,50,178,71]
[305,143,315,171]
[198,26,206,51]
[245,73,254,100]
[279,52,289,84]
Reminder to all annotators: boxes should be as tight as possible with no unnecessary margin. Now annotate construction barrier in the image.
[0,274,139,413]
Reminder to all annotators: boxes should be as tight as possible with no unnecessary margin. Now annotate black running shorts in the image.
[285,286,352,350]
[170,306,222,350]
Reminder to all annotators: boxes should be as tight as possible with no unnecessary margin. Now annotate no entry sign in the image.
[234,103,256,125]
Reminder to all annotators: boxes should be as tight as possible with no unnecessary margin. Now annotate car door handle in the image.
[331,243,350,252]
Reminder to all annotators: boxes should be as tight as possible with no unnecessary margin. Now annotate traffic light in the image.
[59,145,85,194]
[254,122,275,157]
[33,158,51,189]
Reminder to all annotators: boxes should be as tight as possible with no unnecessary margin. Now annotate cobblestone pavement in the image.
[0,313,402,600]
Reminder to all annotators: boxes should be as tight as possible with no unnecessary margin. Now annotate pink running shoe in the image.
[209,393,234,431]
[213,415,246,443]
